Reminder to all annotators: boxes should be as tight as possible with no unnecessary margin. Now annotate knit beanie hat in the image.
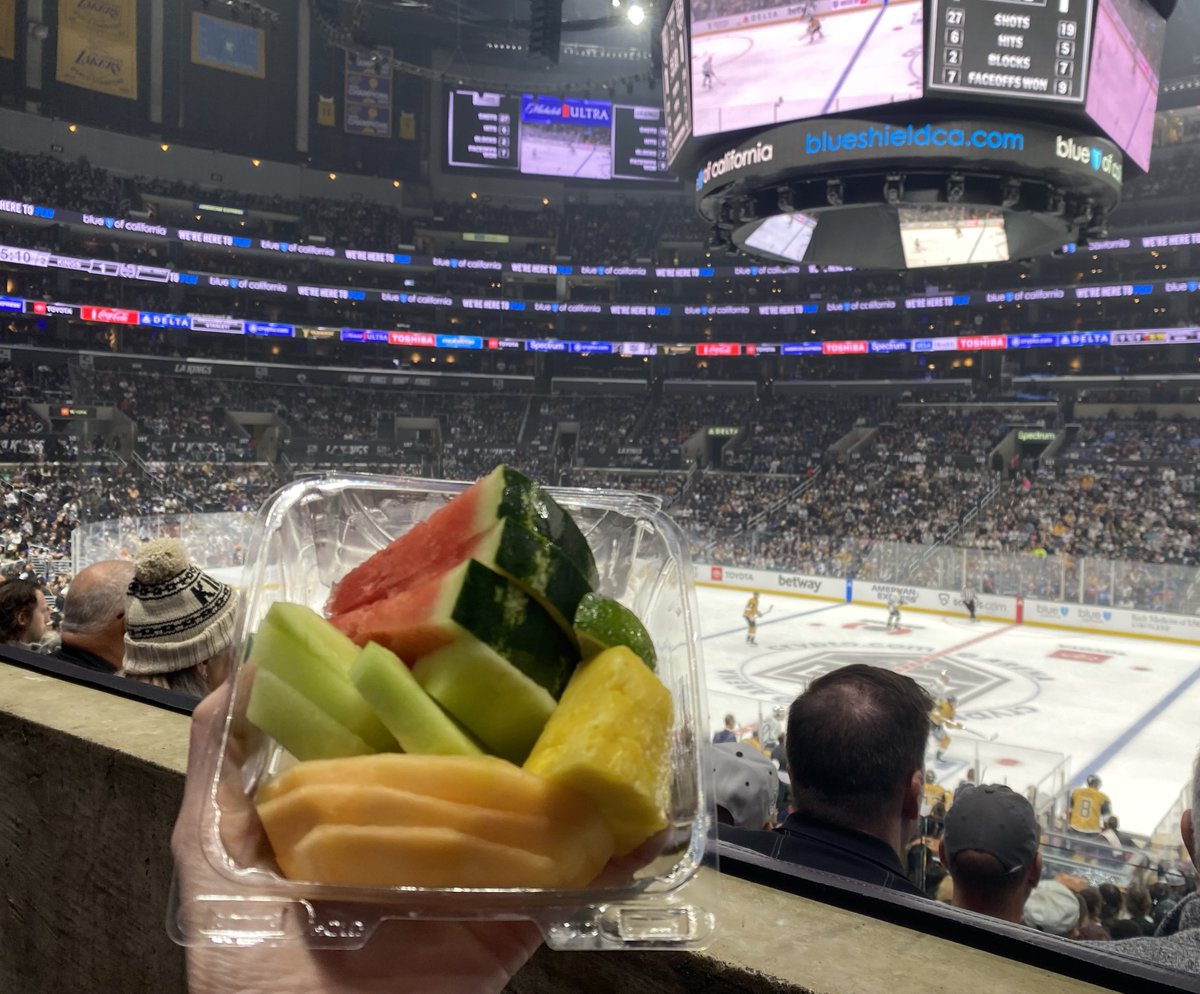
[123,538,238,675]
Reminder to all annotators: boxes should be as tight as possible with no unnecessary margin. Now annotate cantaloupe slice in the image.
[257,783,611,888]
[524,646,672,855]
[259,753,570,814]
[287,824,565,889]
[256,754,616,889]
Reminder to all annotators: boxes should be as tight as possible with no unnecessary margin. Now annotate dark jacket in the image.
[720,812,927,898]
[1109,891,1200,973]
[52,642,116,673]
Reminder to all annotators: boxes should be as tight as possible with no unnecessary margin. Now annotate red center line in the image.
[891,623,1019,675]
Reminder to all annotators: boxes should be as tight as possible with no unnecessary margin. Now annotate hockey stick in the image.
[957,725,998,743]
[760,604,773,617]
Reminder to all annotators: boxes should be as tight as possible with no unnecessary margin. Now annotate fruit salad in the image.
[243,466,674,890]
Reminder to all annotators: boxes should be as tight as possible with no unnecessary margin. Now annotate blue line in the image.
[703,601,842,642]
[572,146,597,177]
[1071,660,1200,785]
[821,0,888,115]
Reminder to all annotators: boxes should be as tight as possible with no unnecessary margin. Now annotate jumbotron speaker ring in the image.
[692,117,1123,269]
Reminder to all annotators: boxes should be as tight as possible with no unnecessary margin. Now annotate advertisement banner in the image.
[0,0,14,61]
[694,563,846,602]
[1024,600,1200,643]
[345,47,392,138]
[57,0,139,100]
[191,12,264,78]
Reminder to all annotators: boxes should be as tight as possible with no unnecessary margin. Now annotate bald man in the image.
[52,560,136,673]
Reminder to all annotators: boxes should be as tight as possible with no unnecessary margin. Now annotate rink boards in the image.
[694,562,1200,645]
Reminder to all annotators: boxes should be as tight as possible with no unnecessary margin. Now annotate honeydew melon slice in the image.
[326,464,598,616]
[572,592,658,671]
[249,603,399,753]
[331,559,579,699]
[412,636,556,764]
[246,668,377,761]
[348,642,483,757]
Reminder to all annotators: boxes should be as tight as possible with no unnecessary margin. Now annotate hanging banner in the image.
[0,0,15,61]
[56,0,139,100]
[191,12,265,78]
[399,110,416,141]
[344,46,392,138]
[317,95,336,127]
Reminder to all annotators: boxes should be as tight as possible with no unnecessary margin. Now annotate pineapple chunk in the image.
[524,646,672,855]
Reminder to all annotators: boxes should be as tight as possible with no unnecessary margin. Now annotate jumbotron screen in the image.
[1084,0,1166,171]
[690,0,924,138]
[446,89,672,183]
[899,206,1010,268]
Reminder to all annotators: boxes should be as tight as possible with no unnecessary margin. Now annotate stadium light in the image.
[627,4,644,25]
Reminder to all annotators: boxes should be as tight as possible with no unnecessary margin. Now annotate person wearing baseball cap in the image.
[711,741,779,831]
[1024,879,1082,938]
[121,538,239,699]
[939,783,1043,925]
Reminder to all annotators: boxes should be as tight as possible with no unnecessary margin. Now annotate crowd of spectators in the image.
[6,353,1200,615]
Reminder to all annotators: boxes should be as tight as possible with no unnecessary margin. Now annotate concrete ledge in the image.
[0,662,1174,994]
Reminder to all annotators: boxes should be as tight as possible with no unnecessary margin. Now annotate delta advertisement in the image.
[56,0,139,100]
[696,562,1200,642]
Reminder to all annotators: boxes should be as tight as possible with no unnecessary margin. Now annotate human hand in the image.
[171,679,543,994]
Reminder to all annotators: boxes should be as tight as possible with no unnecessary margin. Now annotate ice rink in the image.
[696,586,1200,838]
[519,137,612,180]
[692,0,923,137]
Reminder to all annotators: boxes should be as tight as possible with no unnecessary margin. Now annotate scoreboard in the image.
[447,91,519,170]
[927,0,1095,103]
[446,89,672,183]
[660,0,692,166]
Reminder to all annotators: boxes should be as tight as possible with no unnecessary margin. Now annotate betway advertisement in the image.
[693,563,846,602]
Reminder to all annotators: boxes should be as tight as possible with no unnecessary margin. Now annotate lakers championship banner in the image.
[344,47,392,138]
[0,0,15,61]
[57,0,139,100]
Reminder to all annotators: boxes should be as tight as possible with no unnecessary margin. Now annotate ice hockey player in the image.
[743,592,765,644]
[930,694,962,762]
[962,584,977,622]
[886,591,903,631]
[805,16,824,44]
[1069,774,1112,835]
[924,768,951,814]
[702,53,716,89]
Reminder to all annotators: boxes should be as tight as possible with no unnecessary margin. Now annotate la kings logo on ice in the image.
[716,643,1051,720]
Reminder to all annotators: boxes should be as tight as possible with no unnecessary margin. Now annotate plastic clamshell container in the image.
[170,473,715,951]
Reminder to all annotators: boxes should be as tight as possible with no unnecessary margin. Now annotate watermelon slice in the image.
[331,558,579,699]
[326,465,598,616]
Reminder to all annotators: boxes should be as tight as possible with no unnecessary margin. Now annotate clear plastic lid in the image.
[169,474,716,951]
